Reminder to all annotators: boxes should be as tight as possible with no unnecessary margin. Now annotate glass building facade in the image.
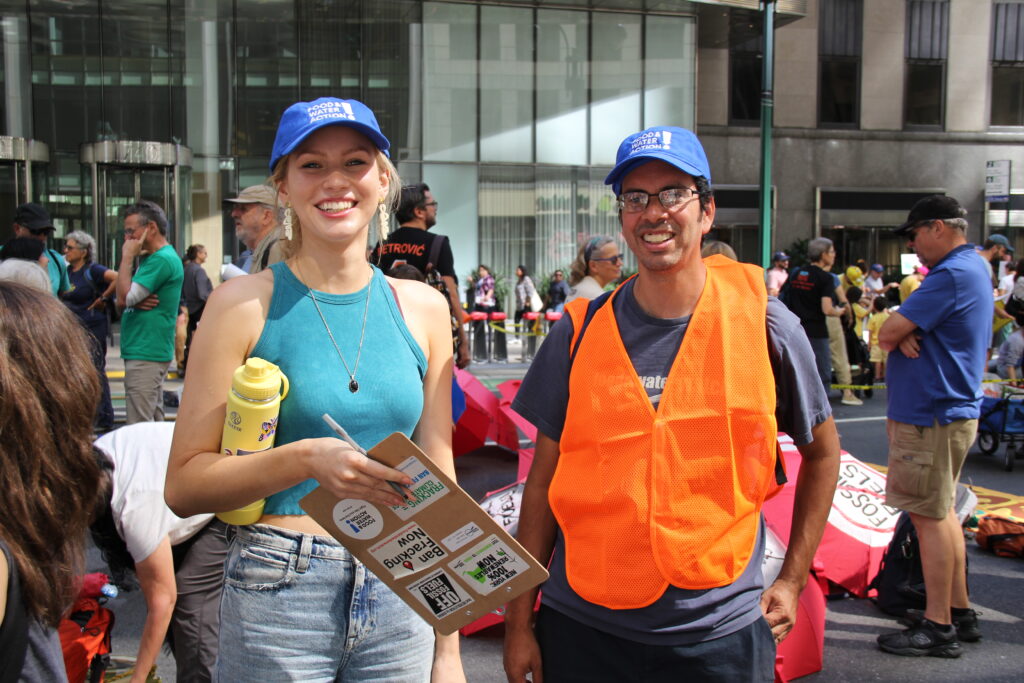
[0,0,699,302]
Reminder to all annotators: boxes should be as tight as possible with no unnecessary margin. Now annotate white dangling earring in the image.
[377,199,389,243]
[283,202,293,240]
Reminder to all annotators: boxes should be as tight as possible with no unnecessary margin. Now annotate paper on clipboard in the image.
[301,432,548,635]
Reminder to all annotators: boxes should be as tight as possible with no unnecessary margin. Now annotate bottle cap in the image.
[232,358,288,401]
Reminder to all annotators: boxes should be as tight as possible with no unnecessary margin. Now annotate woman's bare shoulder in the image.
[386,276,446,311]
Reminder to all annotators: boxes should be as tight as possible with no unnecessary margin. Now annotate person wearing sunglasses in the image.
[875,195,991,657]
[505,126,841,683]
[566,235,623,303]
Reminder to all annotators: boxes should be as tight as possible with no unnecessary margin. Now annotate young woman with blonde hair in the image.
[166,98,464,681]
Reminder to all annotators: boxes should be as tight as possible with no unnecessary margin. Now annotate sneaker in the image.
[841,395,864,406]
[899,608,982,642]
[877,619,961,658]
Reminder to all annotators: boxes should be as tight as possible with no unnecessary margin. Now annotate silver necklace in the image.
[306,268,372,393]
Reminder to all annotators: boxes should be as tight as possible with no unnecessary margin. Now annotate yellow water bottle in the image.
[216,357,289,525]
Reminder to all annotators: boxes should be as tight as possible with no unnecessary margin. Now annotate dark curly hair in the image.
[89,448,139,592]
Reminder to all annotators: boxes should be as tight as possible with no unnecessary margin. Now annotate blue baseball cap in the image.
[604,126,711,196]
[269,97,390,172]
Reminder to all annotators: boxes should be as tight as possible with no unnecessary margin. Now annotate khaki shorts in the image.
[869,346,888,364]
[885,419,976,519]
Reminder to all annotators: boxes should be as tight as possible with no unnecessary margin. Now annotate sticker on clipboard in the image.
[441,521,484,553]
[407,568,475,620]
[389,455,450,520]
[332,499,384,540]
[368,522,447,579]
[448,535,529,595]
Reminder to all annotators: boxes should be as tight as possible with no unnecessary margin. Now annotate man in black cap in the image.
[12,202,69,296]
[876,195,990,657]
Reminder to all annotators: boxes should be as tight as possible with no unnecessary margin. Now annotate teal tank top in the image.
[254,262,427,515]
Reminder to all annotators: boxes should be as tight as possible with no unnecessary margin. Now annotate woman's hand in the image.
[303,437,412,506]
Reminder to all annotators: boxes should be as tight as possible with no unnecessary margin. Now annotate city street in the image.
[90,358,1024,682]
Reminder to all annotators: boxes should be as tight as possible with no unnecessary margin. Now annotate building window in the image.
[991,2,1024,126]
[729,14,762,126]
[818,0,862,128]
[904,1,947,128]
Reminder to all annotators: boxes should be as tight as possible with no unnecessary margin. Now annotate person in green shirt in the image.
[115,200,184,424]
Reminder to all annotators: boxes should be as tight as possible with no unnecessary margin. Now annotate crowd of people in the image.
[0,98,1003,682]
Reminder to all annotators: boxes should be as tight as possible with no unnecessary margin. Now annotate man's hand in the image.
[86,297,107,312]
[503,623,544,683]
[134,294,160,311]
[122,230,146,261]
[897,332,921,359]
[760,577,801,644]
[456,339,471,369]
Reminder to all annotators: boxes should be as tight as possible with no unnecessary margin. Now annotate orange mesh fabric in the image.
[551,256,777,609]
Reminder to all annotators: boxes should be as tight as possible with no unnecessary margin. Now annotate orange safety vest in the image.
[551,255,778,609]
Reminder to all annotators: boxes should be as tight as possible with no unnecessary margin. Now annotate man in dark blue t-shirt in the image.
[503,127,841,683]
[876,195,992,658]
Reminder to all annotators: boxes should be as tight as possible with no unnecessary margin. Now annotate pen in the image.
[321,413,413,502]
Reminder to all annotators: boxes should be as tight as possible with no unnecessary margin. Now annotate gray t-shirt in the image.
[512,278,831,645]
[997,329,1024,378]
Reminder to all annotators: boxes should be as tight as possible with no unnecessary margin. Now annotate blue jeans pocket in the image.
[225,542,292,591]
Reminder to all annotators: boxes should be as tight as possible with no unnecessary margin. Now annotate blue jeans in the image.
[216,524,434,682]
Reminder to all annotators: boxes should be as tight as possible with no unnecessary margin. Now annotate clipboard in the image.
[301,432,548,635]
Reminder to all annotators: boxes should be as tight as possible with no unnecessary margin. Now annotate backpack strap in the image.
[0,540,29,683]
[426,233,444,274]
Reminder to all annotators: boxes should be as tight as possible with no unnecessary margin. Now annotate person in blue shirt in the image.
[877,195,991,658]
[11,202,69,297]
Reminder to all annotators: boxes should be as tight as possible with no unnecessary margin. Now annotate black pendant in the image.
[349,378,359,393]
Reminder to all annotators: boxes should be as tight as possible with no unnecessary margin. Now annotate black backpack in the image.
[869,512,927,616]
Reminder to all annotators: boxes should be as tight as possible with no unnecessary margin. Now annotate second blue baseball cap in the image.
[604,126,711,196]
[269,97,390,172]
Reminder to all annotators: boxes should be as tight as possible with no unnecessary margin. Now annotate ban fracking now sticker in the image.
[332,499,384,540]
[368,522,447,579]
[448,535,528,595]
[407,568,475,620]
[389,455,450,520]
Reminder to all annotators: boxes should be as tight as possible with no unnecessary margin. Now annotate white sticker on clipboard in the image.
[389,455,450,520]
[367,522,447,579]
[448,535,529,595]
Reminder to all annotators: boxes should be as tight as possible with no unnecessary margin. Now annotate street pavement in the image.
[92,336,1024,682]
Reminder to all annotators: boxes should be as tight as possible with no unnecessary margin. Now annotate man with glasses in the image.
[372,183,469,368]
[875,196,991,657]
[225,184,283,274]
[505,126,840,682]
[115,201,184,425]
[12,202,69,296]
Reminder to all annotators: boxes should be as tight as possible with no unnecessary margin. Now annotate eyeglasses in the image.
[422,201,438,208]
[63,244,81,252]
[591,254,623,264]
[617,187,699,213]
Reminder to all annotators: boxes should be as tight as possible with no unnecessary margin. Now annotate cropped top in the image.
[253,262,427,515]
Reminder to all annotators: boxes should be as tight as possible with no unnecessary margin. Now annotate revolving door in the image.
[80,141,192,266]
[0,136,49,243]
